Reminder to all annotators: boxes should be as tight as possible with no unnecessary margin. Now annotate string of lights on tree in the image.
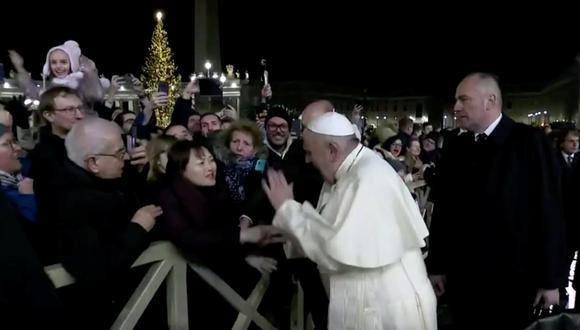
[141,11,181,128]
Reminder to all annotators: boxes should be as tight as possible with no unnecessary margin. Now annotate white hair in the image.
[65,117,122,168]
[305,129,358,153]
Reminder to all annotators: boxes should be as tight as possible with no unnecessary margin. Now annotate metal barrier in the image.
[44,241,294,330]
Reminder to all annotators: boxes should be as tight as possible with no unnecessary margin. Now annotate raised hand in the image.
[8,50,25,72]
[262,169,294,210]
[261,84,272,100]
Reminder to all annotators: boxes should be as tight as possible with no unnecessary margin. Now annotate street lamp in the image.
[219,74,226,83]
[204,61,212,77]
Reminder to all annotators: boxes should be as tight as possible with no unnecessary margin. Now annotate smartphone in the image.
[158,81,169,94]
[197,78,222,96]
[127,126,137,153]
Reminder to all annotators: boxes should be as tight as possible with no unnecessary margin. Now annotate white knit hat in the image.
[42,40,82,77]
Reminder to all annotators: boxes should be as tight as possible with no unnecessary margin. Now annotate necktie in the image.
[476,133,488,143]
[568,155,574,166]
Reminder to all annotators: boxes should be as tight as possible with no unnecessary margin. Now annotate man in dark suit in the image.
[427,73,567,329]
[555,128,580,179]
[555,129,580,301]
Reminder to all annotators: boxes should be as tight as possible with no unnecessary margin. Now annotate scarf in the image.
[223,157,263,203]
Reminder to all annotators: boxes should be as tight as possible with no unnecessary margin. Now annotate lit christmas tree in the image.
[141,11,180,128]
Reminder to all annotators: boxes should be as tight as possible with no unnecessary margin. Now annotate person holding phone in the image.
[170,80,201,136]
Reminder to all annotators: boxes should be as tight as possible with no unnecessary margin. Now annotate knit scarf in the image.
[223,157,261,203]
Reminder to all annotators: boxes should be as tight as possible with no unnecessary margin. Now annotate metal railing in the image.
[44,241,305,330]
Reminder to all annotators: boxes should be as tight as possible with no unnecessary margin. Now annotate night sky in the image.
[2,1,579,96]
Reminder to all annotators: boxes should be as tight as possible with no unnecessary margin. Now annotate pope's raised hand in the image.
[262,169,294,210]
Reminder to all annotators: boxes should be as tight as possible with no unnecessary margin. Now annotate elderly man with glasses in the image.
[56,117,162,327]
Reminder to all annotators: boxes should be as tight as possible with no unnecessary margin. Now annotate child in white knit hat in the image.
[41,40,84,88]
[8,41,106,101]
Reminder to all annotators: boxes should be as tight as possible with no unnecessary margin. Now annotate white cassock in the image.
[273,144,437,330]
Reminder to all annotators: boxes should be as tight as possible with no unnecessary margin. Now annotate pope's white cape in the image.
[273,145,429,270]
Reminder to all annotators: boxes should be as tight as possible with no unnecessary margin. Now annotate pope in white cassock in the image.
[263,112,437,330]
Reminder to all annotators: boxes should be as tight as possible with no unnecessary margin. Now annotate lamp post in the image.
[204,61,212,77]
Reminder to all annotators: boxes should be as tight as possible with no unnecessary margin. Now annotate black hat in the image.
[424,131,440,143]
[265,106,291,126]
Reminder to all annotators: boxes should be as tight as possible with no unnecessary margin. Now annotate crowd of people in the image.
[1,40,579,330]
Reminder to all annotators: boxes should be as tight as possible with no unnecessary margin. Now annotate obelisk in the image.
[195,0,221,73]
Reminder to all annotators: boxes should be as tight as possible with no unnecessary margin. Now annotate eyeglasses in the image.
[267,123,289,131]
[0,140,17,150]
[53,105,85,114]
[90,149,127,161]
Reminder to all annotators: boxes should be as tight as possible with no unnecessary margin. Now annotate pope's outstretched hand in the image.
[262,169,294,211]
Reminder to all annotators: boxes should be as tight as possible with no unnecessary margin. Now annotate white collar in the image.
[562,151,575,159]
[265,138,293,159]
[335,144,364,182]
[477,113,502,138]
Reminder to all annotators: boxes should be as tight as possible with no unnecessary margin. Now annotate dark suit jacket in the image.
[556,150,580,254]
[555,150,580,181]
[427,115,567,291]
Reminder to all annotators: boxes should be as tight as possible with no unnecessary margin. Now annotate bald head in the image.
[461,73,503,110]
[454,72,503,133]
[66,117,123,168]
[301,100,335,127]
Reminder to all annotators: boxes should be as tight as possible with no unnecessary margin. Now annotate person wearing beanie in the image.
[264,106,293,165]
[420,131,442,165]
